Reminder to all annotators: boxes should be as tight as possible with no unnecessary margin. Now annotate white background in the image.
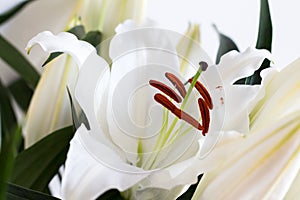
[147,0,300,68]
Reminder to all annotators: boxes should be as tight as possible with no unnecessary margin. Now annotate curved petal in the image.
[23,55,78,147]
[222,84,260,133]
[218,47,271,85]
[62,125,148,200]
[23,31,96,146]
[107,21,182,161]
[26,31,95,67]
[250,58,300,131]
[193,111,300,200]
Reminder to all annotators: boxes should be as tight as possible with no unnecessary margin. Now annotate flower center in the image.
[150,62,212,136]
[140,62,213,169]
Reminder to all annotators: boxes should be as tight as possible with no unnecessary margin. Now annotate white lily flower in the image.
[27,19,270,199]
[23,0,146,147]
[192,59,300,200]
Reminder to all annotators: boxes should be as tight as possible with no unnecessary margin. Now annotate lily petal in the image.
[62,125,148,200]
[24,31,95,147]
[193,112,300,200]
[218,47,271,85]
[26,31,95,67]
[107,21,181,159]
[250,58,300,131]
[222,84,260,133]
[23,55,78,147]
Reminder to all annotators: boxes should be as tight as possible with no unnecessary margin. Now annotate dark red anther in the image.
[189,79,213,110]
[154,94,203,131]
[165,72,187,98]
[149,80,182,103]
[198,98,210,136]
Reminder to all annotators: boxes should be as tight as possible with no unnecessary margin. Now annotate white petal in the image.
[74,51,110,138]
[24,31,96,147]
[193,112,300,200]
[222,84,260,133]
[250,58,300,131]
[62,125,148,200]
[218,47,271,84]
[23,55,78,147]
[107,22,181,160]
[26,31,95,67]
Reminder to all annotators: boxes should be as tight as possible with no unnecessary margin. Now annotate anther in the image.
[198,98,210,136]
[154,94,203,131]
[190,80,213,109]
[165,72,187,98]
[149,80,182,103]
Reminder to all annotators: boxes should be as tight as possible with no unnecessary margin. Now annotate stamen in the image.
[198,98,210,136]
[154,94,203,131]
[189,79,213,109]
[165,72,187,98]
[149,80,182,103]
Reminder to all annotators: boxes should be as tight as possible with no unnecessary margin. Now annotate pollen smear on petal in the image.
[198,98,210,136]
[154,94,203,131]
[149,80,182,103]
[165,72,187,98]
[190,79,213,109]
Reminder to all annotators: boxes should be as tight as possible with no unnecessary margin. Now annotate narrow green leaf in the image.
[177,175,202,200]
[42,52,63,67]
[247,0,272,85]
[6,183,60,200]
[0,79,17,134]
[0,1,34,25]
[0,126,21,200]
[214,25,239,64]
[68,25,86,39]
[0,34,40,88]
[8,79,33,111]
[96,189,124,200]
[67,87,90,130]
[82,31,102,47]
[10,126,74,192]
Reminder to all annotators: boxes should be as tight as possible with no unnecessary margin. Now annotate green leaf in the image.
[68,25,86,39]
[214,25,239,64]
[0,79,17,134]
[247,0,272,85]
[6,183,60,200]
[176,175,202,200]
[67,87,90,130]
[0,1,34,25]
[96,189,124,200]
[42,52,63,67]
[82,31,102,47]
[0,126,21,200]
[10,126,74,193]
[0,34,40,88]
[8,79,33,111]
